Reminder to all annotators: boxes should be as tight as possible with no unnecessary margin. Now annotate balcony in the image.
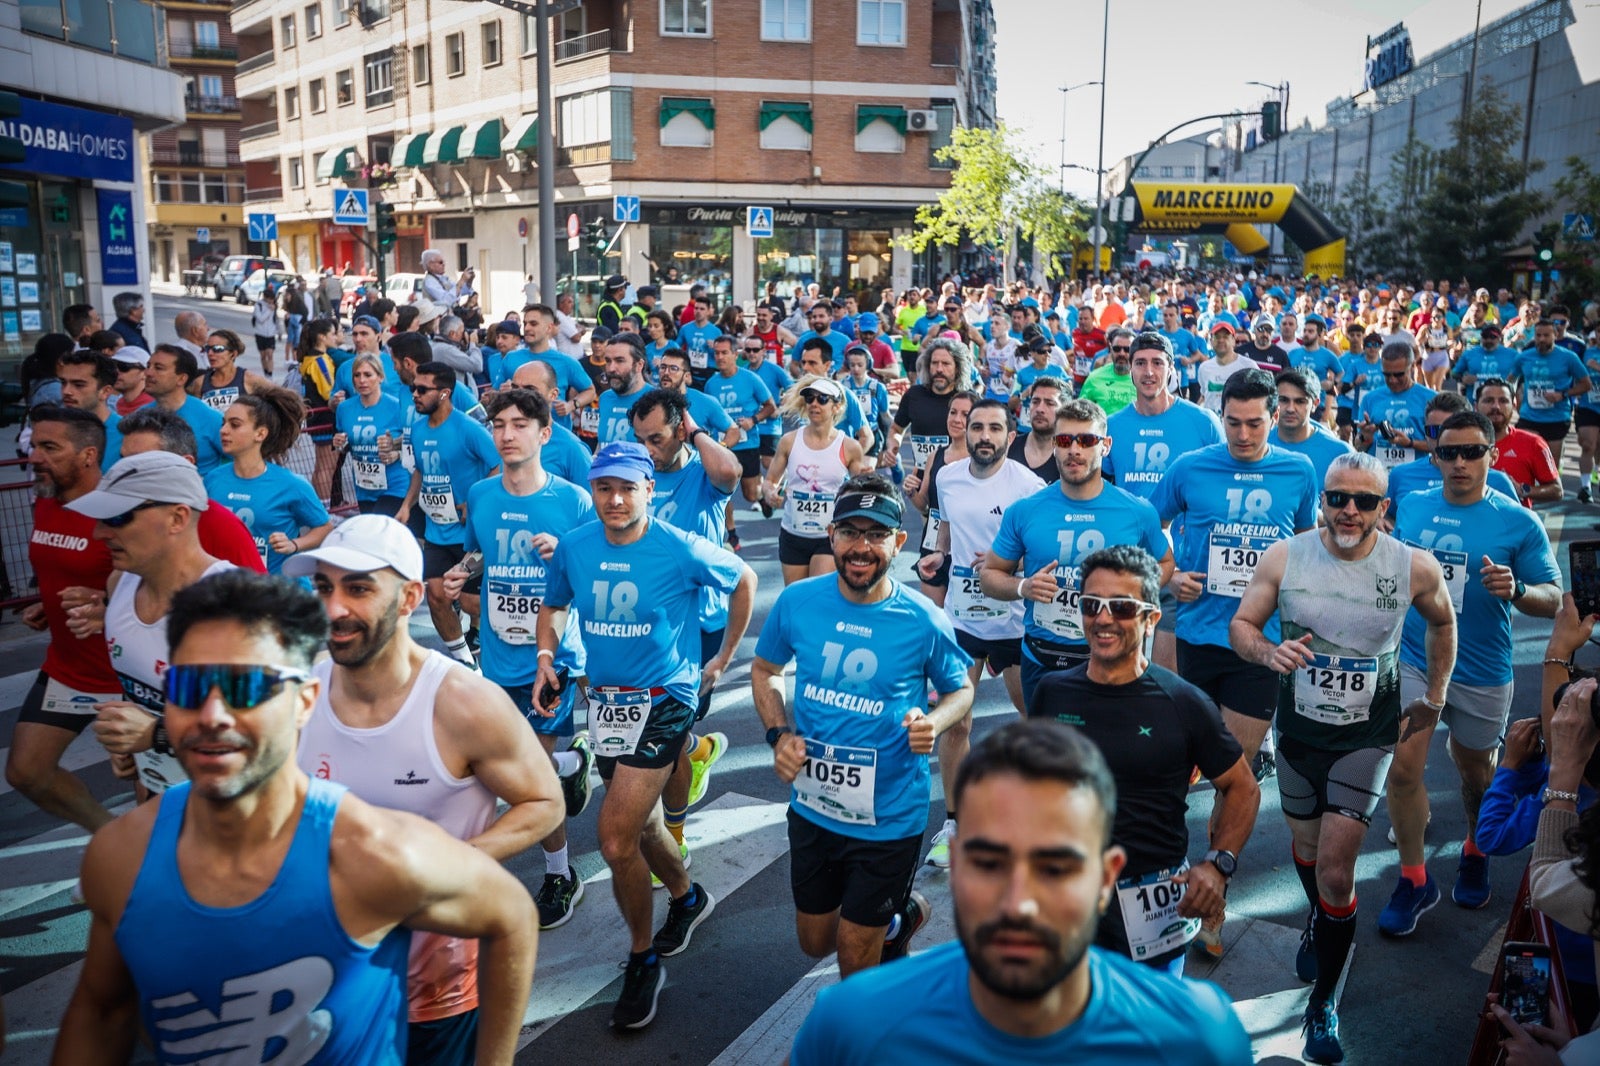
[150,148,242,167]
[186,93,240,114]
[169,42,238,60]
[555,28,623,63]
[236,50,274,75]
[245,186,281,202]
[240,119,279,140]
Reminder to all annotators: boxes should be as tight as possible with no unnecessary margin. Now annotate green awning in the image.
[759,101,812,133]
[392,133,427,167]
[316,145,359,179]
[502,113,539,152]
[461,118,504,159]
[422,125,465,164]
[659,97,714,130]
[856,105,907,135]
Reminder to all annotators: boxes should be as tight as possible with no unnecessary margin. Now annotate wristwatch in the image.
[689,427,709,445]
[1512,579,1527,602]
[1202,848,1238,879]
[766,726,794,748]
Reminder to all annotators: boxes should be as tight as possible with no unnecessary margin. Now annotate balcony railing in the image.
[186,93,240,113]
[245,186,281,202]
[555,28,619,62]
[150,149,241,167]
[236,50,274,74]
[240,119,279,140]
[169,41,236,59]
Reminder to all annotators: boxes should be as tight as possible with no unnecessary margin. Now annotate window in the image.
[482,20,501,66]
[304,2,321,38]
[289,157,304,188]
[927,100,955,168]
[1134,166,1151,177]
[611,87,634,161]
[336,68,354,106]
[560,4,585,39]
[194,20,219,47]
[363,0,389,21]
[411,43,430,83]
[659,96,713,147]
[312,151,327,184]
[333,0,350,27]
[661,0,709,36]
[203,175,229,204]
[1158,164,1173,177]
[857,0,903,45]
[561,88,613,147]
[199,74,223,100]
[283,85,299,119]
[309,77,326,112]
[520,13,538,54]
[762,0,807,40]
[364,50,393,106]
[855,105,905,153]
[759,100,811,150]
[446,32,465,76]
[280,14,296,47]
[1183,165,1196,177]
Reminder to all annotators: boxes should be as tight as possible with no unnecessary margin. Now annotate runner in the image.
[1383,410,1561,933]
[506,359,595,485]
[842,345,890,461]
[396,362,500,668]
[741,334,792,490]
[794,339,874,453]
[752,473,974,975]
[1231,452,1456,1065]
[654,348,739,455]
[764,376,871,586]
[1077,335,1136,416]
[54,350,124,473]
[1196,322,1260,414]
[287,516,563,1060]
[705,335,777,550]
[1511,319,1591,454]
[145,344,227,475]
[676,293,722,389]
[1475,377,1562,505]
[917,399,1044,867]
[596,333,652,446]
[787,719,1251,1063]
[1382,392,1521,526]
[198,329,270,412]
[1335,332,1385,443]
[333,352,411,518]
[1356,341,1436,469]
[904,391,977,608]
[885,336,969,478]
[207,388,332,575]
[53,569,538,1066]
[1005,377,1066,484]
[533,441,755,1030]
[1269,368,1353,486]
[1031,545,1258,976]
[788,298,850,373]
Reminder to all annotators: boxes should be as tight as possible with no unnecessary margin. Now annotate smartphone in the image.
[459,550,485,579]
[538,666,569,709]
[1572,541,1600,619]
[1500,942,1552,1028]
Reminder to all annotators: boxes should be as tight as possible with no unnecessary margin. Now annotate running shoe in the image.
[1302,999,1344,1064]
[651,841,691,890]
[1581,485,1593,505]
[925,823,953,868]
[1295,908,1317,983]
[687,731,728,808]
[1194,912,1225,960]
[653,882,716,957]
[1377,873,1440,937]
[536,871,585,930]
[882,890,930,962]
[561,732,594,819]
[612,955,666,1030]
[1453,852,1491,909]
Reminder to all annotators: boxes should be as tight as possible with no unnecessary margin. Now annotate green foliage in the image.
[1551,154,1600,303]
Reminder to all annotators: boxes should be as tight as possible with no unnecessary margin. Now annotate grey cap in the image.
[66,451,209,519]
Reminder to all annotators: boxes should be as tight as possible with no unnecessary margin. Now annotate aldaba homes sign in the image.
[0,98,135,185]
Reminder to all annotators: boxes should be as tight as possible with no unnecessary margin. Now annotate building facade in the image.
[232,0,997,315]
[2,0,184,372]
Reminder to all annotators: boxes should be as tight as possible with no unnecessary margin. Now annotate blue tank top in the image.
[115,778,408,1065]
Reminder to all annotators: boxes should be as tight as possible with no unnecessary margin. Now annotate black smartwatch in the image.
[1512,578,1527,602]
[765,726,793,748]
[689,427,709,445]
[1202,848,1238,879]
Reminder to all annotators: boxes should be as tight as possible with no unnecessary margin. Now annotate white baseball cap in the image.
[281,514,423,582]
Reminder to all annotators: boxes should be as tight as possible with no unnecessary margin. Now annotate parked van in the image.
[213,255,285,300]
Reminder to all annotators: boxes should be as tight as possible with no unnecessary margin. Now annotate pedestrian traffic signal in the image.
[1537,246,1554,263]
[1260,100,1281,141]
[584,219,608,256]
[0,91,24,165]
[375,201,396,251]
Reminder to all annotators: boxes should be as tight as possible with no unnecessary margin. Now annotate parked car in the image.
[341,274,378,314]
[213,255,285,300]
[383,273,426,305]
[236,268,304,305]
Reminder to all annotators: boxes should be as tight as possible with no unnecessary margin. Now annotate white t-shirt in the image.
[1197,355,1261,413]
[935,457,1045,640]
[554,310,586,359]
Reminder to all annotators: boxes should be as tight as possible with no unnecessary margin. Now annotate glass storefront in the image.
[646,224,732,305]
[0,179,88,374]
[758,227,891,299]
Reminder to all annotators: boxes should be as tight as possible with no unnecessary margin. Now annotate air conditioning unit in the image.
[907,109,940,133]
[504,151,528,172]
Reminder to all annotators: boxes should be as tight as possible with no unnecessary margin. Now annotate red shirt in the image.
[1492,427,1557,507]
[200,499,268,572]
[751,326,785,366]
[115,393,154,416]
[31,496,119,692]
[867,338,897,371]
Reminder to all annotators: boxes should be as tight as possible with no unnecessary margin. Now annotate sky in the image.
[992,0,1536,201]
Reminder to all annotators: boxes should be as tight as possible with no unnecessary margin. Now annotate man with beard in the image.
[596,333,653,446]
[886,337,968,477]
[1231,453,1455,1064]
[1475,378,1562,505]
[917,401,1043,868]
[1198,321,1262,415]
[56,570,539,1066]
[1077,332,1136,416]
[788,299,849,374]
[787,719,1249,1063]
[753,474,974,977]
[1031,546,1258,977]
[288,516,563,1061]
[1005,377,1066,484]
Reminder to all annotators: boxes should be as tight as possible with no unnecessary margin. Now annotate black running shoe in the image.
[882,889,930,962]
[652,882,716,957]
[611,955,665,1030]
[536,871,585,930]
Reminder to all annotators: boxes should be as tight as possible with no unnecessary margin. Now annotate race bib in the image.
[1074,354,1094,378]
[1433,548,1468,614]
[1115,863,1201,959]
[420,484,458,526]
[135,746,187,794]
[1032,566,1082,641]
[920,508,943,553]
[790,490,831,538]
[1376,444,1414,468]
[401,439,416,473]
[486,579,542,644]
[1206,532,1272,598]
[689,347,709,369]
[203,388,238,413]
[353,459,386,490]
[252,535,269,561]
[949,565,1005,622]
[909,434,948,473]
[1294,653,1378,725]
[1528,388,1554,410]
[792,738,877,827]
[579,405,600,435]
[591,688,651,757]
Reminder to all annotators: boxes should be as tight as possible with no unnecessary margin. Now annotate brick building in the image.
[232,0,996,315]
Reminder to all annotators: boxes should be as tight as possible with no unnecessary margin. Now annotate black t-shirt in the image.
[1029,663,1241,875]
[1242,341,1288,369]
[1006,434,1059,484]
[892,384,954,437]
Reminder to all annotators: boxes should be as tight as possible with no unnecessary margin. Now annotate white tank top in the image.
[104,561,235,794]
[782,428,850,538]
[297,649,496,1022]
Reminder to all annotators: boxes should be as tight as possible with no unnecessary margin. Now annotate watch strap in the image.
[766,725,793,748]
[1544,788,1581,805]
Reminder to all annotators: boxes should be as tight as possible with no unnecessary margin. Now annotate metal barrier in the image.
[0,458,39,610]
[279,405,360,518]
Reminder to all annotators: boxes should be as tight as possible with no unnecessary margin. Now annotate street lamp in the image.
[1058,80,1102,192]
[1092,0,1109,280]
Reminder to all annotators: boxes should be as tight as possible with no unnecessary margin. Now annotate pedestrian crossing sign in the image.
[746,206,774,238]
[1564,213,1595,242]
[333,188,370,226]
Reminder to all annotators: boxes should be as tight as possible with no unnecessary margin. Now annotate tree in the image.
[900,124,1088,281]
[1413,85,1544,284]
[1359,132,1432,278]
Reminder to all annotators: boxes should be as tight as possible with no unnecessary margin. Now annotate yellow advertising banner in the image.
[1132,183,1298,225]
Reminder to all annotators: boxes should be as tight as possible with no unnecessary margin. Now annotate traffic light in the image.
[0,91,24,165]
[1537,246,1555,264]
[584,219,608,257]
[375,201,396,251]
[1260,100,1281,142]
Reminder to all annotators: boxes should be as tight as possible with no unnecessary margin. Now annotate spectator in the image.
[108,292,148,352]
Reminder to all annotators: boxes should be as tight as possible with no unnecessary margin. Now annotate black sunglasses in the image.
[1436,443,1491,462]
[1053,432,1105,449]
[1080,595,1156,620]
[1109,345,1131,354]
[164,663,313,711]
[800,389,837,405]
[410,384,440,394]
[102,501,165,528]
[1323,490,1384,511]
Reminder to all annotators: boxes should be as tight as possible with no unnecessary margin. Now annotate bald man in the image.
[174,310,212,395]
[509,361,594,483]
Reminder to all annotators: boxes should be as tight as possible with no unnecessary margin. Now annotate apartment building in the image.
[233,0,997,314]
[145,0,247,281]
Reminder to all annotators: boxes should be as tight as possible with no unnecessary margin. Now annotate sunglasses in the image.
[1323,490,1384,511]
[1436,443,1491,462]
[800,389,837,405]
[164,663,313,711]
[410,384,440,394]
[1421,423,1444,440]
[1080,595,1156,620]
[1551,319,1568,327]
[743,346,763,353]
[202,344,234,354]
[1053,432,1105,449]
[101,501,165,528]
[1109,345,1131,354]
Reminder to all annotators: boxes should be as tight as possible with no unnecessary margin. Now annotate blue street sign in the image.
[247,213,278,242]
[195,227,210,244]
[1564,213,1595,243]
[333,188,369,227]
[613,195,641,223]
[746,205,774,238]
